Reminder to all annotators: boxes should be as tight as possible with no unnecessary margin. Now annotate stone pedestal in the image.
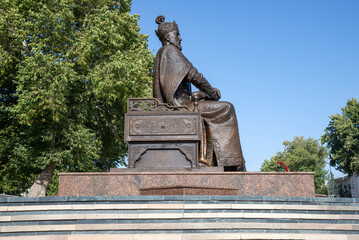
[58,171,315,197]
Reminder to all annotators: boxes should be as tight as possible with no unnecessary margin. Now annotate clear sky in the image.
[131,0,359,176]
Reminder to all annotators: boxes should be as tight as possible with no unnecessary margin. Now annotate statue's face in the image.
[167,31,182,50]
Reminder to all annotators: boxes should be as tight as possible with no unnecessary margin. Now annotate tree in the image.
[261,136,329,194]
[322,98,359,176]
[0,0,154,196]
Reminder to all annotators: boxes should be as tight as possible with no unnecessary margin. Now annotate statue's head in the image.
[155,15,182,50]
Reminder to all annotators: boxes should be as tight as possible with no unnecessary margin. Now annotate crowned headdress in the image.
[155,15,179,39]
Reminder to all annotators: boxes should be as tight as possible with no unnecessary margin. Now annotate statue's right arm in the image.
[186,67,220,101]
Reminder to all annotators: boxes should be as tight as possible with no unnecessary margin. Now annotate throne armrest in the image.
[127,98,189,112]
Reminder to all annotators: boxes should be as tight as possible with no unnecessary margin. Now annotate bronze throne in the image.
[124,98,202,169]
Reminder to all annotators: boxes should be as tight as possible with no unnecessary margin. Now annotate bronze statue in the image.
[153,16,246,171]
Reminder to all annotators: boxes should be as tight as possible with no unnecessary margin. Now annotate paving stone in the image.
[0,235,68,240]
[138,213,183,219]
[75,223,138,231]
[0,216,11,222]
[8,205,73,211]
[147,203,183,209]
[69,234,134,240]
[183,233,359,239]
[184,203,232,209]
[6,197,39,203]
[84,213,138,220]
[38,197,68,203]
[11,214,86,221]
[1,224,75,232]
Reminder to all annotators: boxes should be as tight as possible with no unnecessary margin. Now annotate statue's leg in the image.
[198,118,211,167]
[198,101,246,171]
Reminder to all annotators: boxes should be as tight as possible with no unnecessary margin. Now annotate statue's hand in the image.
[190,91,206,102]
[214,88,221,100]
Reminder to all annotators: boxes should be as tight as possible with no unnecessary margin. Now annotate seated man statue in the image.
[153,15,246,171]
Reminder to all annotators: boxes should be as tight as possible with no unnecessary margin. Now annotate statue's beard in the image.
[170,41,182,51]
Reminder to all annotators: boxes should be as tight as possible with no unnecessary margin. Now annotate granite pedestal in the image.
[58,171,315,197]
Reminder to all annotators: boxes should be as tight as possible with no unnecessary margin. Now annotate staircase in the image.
[1,195,359,239]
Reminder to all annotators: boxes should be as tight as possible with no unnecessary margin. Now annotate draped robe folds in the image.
[153,44,246,169]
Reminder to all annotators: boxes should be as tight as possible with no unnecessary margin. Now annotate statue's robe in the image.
[153,44,246,170]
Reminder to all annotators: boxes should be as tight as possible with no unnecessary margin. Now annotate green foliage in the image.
[261,136,329,194]
[322,98,359,176]
[0,0,153,195]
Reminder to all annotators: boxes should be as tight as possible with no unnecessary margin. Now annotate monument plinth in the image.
[58,171,315,197]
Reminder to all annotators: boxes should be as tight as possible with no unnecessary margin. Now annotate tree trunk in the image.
[27,161,56,197]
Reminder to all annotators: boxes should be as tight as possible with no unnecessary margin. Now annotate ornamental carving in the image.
[129,143,196,168]
[129,145,149,167]
[175,144,196,163]
[127,98,188,112]
[129,117,196,136]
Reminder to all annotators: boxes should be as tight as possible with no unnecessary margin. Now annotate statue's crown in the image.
[155,15,179,39]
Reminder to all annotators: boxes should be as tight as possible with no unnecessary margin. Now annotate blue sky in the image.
[131,0,359,176]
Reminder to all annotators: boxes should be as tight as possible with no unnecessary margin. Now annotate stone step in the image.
[1,233,359,240]
[2,195,359,204]
[1,195,358,239]
[2,203,359,212]
[2,221,359,232]
[2,212,359,222]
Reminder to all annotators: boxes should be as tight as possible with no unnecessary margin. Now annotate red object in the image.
[277,162,289,172]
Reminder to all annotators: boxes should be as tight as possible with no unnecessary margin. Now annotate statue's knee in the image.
[222,101,234,110]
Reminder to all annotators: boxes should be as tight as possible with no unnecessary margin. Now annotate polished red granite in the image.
[58,171,315,197]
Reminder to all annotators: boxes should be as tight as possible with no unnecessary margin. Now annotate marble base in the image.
[58,171,315,197]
